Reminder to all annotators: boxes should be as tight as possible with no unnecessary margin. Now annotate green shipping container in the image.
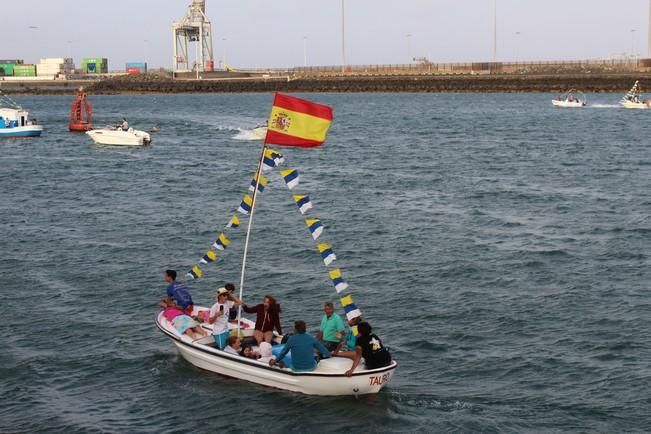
[0,63,15,76]
[14,65,36,77]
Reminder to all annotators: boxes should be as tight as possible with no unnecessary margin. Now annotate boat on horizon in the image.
[157,93,397,396]
[620,80,651,109]
[0,90,43,138]
[552,89,587,108]
[86,127,151,146]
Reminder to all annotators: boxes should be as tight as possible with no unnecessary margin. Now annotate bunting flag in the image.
[305,218,323,240]
[280,169,300,190]
[343,303,362,321]
[249,174,268,193]
[238,194,253,214]
[186,265,203,279]
[199,250,218,264]
[262,148,284,171]
[340,294,354,308]
[318,243,336,266]
[226,215,240,228]
[293,194,313,214]
[213,232,230,250]
[265,93,334,148]
[329,268,349,293]
[351,325,359,337]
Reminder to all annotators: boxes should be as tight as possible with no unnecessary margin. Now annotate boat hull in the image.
[86,128,151,146]
[252,126,267,140]
[157,311,397,396]
[0,125,43,137]
[620,100,650,109]
[552,100,585,108]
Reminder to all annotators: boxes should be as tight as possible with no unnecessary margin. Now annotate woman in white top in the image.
[209,287,241,349]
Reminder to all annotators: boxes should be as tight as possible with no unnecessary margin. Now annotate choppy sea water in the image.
[1,93,650,433]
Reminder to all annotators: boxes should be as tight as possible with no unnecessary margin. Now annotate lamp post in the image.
[303,36,307,67]
[631,28,636,57]
[341,0,346,73]
[493,0,497,62]
[144,39,149,63]
[515,31,521,64]
[27,26,38,63]
[406,33,412,63]
[222,37,227,68]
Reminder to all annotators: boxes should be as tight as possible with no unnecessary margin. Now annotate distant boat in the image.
[0,90,43,138]
[69,87,93,132]
[552,89,587,108]
[86,127,151,146]
[251,121,268,140]
[620,80,651,109]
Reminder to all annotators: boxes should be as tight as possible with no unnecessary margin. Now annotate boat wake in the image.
[591,104,620,108]
[232,129,262,140]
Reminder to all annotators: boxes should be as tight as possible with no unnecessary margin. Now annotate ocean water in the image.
[1,93,650,433]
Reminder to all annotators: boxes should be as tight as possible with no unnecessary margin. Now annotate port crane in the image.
[172,0,214,73]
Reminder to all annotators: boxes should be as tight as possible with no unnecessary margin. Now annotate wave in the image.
[590,104,620,108]
[232,129,263,141]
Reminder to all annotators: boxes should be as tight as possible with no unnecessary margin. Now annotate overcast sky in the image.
[5,0,650,70]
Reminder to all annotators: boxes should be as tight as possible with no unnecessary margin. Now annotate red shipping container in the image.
[126,67,142,74]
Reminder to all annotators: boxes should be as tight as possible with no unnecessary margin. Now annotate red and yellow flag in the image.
[264,93,333,147]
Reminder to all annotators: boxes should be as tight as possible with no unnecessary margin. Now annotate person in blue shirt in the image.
[269,320,331,372]
[163,269,194,315]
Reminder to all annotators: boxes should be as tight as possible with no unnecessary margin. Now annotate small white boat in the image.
[156,309,397,396]
[552,90,587,108]
[86,127,151,146]
[0,91,43,138]
[620,80,651,109]
[251,121,268,140]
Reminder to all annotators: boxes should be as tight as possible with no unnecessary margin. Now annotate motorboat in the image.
[620,80,651,109]
[251,121,268,140]
[156,309,397,396]
[552,89,587,108]
[86,127,151,146]
[0,91,43,138]
[157,93,397,396]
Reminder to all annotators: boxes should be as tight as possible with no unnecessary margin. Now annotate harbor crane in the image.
[172,0,215,73]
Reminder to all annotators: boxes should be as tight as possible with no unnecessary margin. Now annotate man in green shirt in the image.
[316,301,345,352]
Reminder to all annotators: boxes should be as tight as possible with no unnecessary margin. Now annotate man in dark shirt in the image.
[334,321,391,376]
[163,269,194,315]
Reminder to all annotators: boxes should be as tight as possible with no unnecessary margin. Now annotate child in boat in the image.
[257,342,274,363]
[224,336,241,355]
[209,287,241,349]
[159,299,207,341]
[240,344,261,360]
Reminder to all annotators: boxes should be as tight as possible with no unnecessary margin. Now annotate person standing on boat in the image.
[209,287,241,349]
[316,301,345,352]
[163,270,194,315]
[270,320,331,372]
[121,118,129,131]
[334,321,392,376]
[242,295,282,344]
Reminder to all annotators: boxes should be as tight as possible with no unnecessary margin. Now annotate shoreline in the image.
[3,72,651,95]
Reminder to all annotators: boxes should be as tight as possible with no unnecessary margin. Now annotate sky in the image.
[4,0,651,70]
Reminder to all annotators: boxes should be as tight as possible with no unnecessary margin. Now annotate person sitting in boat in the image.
[269,320,331,372]
[258,342,274,363]
[316,301,345,352]
[163,269,194,315]
[224,336,242,355]
[159,299,207,341]
[241,295,282,344]
[209,286,242,349]
[334,315,363,353]
[240,344,261,360]
[333,321,392,377]
[121,118,129,131]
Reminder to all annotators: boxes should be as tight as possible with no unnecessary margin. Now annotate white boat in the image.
[86,127,151,146]
[0,91,43,138]
[157,94,397,395]
[552,90,587,108]
[251,123,267,140]
[156,310,397,396]
[620,80,651,109]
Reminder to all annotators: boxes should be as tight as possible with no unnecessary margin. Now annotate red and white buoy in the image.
[69,87,92,132]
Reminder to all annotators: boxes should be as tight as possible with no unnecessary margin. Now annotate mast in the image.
[236,142,268,332]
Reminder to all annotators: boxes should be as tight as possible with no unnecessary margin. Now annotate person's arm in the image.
[208,305,225,323]
[241,304,257,314]
[227,293,242,305]
[345,346,363,377]
[270,338,291,367]
[313,337,331,359]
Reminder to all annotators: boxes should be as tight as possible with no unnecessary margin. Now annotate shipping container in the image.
[0,59,24,65]
[81,57,108,73]
[0,63,15,76]
[13,65,37,77]
[40,58,73,65]
[126,67,144,74]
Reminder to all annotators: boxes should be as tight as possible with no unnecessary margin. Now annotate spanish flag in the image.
[264,93,333,147]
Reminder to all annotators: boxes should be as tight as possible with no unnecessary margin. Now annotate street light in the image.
[144,39,149,63]
[222,38,227,68]
[303,36,307,67]
[27,26,39,63]
[515,31,521,63]
[493,0,497,62]
[631,29,636,57]
[341,0,346,73]
[406,33,412,63]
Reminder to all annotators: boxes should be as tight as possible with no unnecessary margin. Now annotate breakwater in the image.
[4,73,651,94]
